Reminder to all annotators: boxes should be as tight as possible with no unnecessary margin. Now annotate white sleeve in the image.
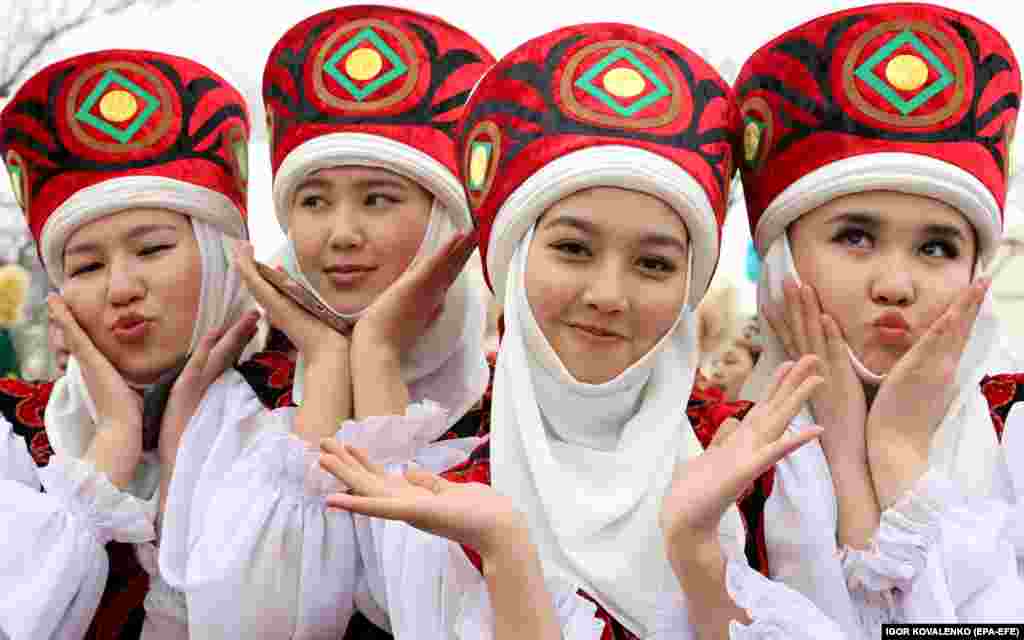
[347,401,601,640]
[0,413,39,488]
[355,514,605,640]
[651,542,848,640]
[841,470,1024,630]
[764,426,863,632]
[182,414,360,639]
[0,455,154,640]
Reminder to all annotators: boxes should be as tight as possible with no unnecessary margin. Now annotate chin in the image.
[114,353,188,386]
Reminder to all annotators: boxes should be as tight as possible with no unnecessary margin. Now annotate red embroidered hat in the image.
[263,5,494,232]
[0,49,250,284]
[736,3,1020,263]
[456,23,738,303]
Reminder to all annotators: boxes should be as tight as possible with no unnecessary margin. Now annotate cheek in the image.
[290,218,327,273]
[524,254,575,329]
[61,283,104,340]
[633,284,685,345]
[158,250,203,337]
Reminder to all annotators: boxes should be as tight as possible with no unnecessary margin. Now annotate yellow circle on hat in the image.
[744,122,761,162]
[885,54,929,92]
[603,67,646,99]
[99,90,139,123]
[469,145,489,188]
[346,48,384,81]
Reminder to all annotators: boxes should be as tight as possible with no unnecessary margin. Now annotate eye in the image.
[68,262,102,278]
[920,240,959,259]
[637,256,675,273]
[139,244,174,257]
[299,194,328,210]
[550,240,591,258]
[833,227,873,249]
[365,193,400,208]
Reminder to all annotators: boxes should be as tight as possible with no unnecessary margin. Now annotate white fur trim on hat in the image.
[41,175,247,286]
[272,132,470,233]
[486,145,719,305]
[754,152,1001,266]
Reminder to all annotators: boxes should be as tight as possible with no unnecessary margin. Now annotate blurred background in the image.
[2,0,1022,381]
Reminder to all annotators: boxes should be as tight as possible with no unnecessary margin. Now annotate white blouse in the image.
[764,411,1024,640]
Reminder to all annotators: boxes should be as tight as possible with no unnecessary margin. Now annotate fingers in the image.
[325,492,414,521]
[231,242,305,331]
[762,301,797,359]
[757,360,796,407]
[405,468,449,494]
[801,285,828,360]
[709,417,741,449]
[783,278,809,356]
[318,447,379,496]
[344,443,388,477]
[753,426,824,477]
[205,310,262,378]
[47,294,100,364]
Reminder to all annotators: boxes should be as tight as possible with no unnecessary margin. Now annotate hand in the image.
[232,241,349,368]
[867,278,990,507]
[157,310,261,466]
[48,294,143,485]
[351,231,477,361]
[660,355,824,547]
[321,441,529,562]
[763,279,868,466]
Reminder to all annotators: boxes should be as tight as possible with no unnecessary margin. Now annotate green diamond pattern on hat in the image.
[854,29,954,116]
[74,70,160,144]
[324,27,408,101]
[575,47,670,118]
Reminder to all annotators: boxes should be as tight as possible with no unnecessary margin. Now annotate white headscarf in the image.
[491,221,744,638]
[45,204,256,499]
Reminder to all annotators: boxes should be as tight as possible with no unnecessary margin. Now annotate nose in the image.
[868,252,915,307]
[327,202,365,251]
[106,255,145,307]
[581,258,629,314]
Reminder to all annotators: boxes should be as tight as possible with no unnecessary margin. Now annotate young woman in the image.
[0,50,303,638]
[171,7,498,639]
[728,3,1024,634]
[313,23,850,640]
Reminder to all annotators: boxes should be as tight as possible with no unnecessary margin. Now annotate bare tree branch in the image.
[0,0,172,98]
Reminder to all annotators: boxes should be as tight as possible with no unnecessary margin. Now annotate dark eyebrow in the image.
[638,231,688,255]
[826,211,882,229]
[542,214,687,254]
[542,214,595,234]
[922,224,968,243]
[65,224,178,257]
[293,177,333,194]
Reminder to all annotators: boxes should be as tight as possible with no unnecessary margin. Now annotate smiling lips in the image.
[324,264,377,286]
[568,322,626,342]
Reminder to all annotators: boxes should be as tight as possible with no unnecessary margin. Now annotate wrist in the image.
[480,511,533,568]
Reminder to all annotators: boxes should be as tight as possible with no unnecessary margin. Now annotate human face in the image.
[289,166,432,314]
[526,187,690,384]
[62,208,201,385]
[788,190,976,375]
[707,343,755,400]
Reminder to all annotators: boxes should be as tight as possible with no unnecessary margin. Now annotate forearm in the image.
[829,458,880,550]
[668,535,750,640]
[868,438,929,509]
[350,341,409,420]
[483,529,562,640]
[295,348,353,445]
[85,426,139,489]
